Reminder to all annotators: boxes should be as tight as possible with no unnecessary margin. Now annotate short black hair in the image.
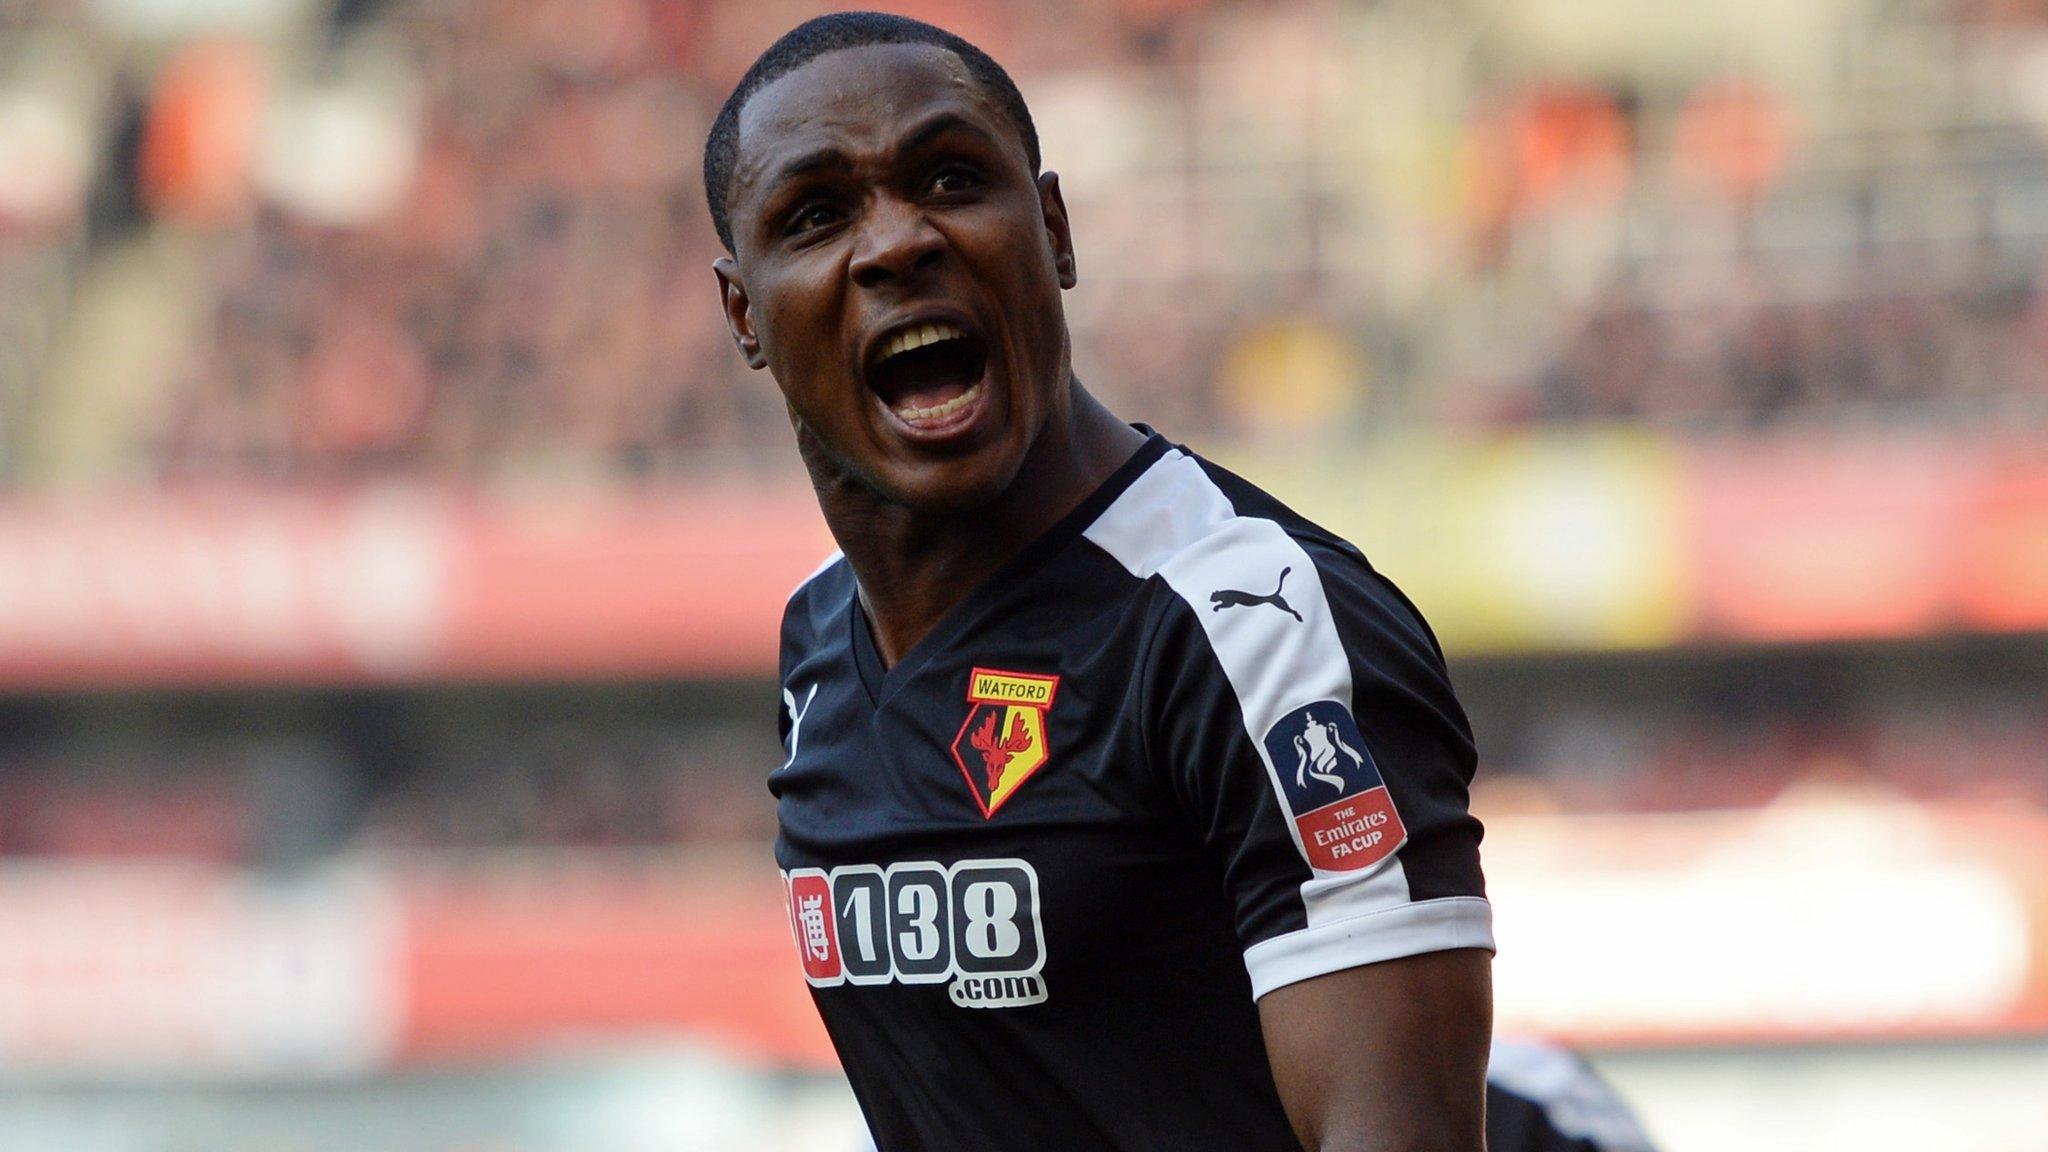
[702,11,1041,253]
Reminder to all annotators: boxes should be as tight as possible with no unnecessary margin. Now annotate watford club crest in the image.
[950,668,1060,818]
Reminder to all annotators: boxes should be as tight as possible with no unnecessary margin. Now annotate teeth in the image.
[878,322,965,363]
[893,382,982,422]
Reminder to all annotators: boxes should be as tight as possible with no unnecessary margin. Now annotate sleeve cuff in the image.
[1243,896,1495,1000]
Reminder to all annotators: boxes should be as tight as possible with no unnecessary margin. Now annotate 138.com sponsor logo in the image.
[782,858,1047,1009]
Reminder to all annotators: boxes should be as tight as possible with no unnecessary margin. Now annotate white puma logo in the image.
[780,682,818,771]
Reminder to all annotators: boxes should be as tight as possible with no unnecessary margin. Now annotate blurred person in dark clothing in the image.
[1484,1038,1659,1152]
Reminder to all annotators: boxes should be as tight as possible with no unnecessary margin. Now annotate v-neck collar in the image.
[848,431,1171,708]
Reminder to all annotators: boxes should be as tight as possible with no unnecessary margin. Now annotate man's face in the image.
[714,43,1077,514]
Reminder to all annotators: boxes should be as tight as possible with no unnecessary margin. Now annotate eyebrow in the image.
[759,148,855,200]
[757,111,999,200]
[896,111,993,156]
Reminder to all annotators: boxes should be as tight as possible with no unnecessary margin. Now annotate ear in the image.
[713,255,768,370]
[1037,171,1077,289]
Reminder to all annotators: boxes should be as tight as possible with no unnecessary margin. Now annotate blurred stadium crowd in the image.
[0,659,2040,864]
[0,0,2045,864]
[0,702,778,861]
[9,0,2048,488]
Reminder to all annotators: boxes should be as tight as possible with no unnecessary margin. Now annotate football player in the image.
[707,13,1492,1150]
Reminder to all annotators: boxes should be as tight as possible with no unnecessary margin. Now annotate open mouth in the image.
[866,322,990,427]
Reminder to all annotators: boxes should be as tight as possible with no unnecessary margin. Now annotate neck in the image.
[814,383,1145,668]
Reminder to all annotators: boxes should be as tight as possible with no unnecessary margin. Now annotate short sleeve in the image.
[1139,525,1493,999]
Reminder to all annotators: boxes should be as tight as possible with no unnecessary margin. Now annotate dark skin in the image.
[713,42,1490,1152]
[1261,950,1493,1152]
[714,43,1143,663]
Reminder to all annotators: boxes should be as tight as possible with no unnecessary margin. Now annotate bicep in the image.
[1134,537,1496,1147]
[1258,947,1493,1152]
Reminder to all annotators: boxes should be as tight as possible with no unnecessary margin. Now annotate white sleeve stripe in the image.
[1082,450,1430,936]
[1080,449,1229,577]
[1243,895,1495,999]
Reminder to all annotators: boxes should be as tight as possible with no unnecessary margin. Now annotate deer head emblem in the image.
[968,710,1034,791]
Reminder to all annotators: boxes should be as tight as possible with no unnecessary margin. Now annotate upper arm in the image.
[1136,528,1495,1146]
[1140,525,1493,992]
[1258,947,1493,1152]
[1081,454,1496,1145]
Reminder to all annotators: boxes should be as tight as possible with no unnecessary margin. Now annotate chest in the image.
[771,634,1167,862]
[769,606,1222,1006]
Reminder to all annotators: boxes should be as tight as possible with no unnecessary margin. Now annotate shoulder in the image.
[787,549,848,603]
[1198,455,1447,657]
[781,550,850,653]
[1081,445,1441,671]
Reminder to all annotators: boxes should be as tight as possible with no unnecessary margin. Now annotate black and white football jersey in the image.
[773,432,1493,1151]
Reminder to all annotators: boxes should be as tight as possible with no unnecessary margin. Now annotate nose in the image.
[848,197,943,289]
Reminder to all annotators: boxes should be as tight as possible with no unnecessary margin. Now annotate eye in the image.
[928,165,983,196]
[785,201,843,237]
